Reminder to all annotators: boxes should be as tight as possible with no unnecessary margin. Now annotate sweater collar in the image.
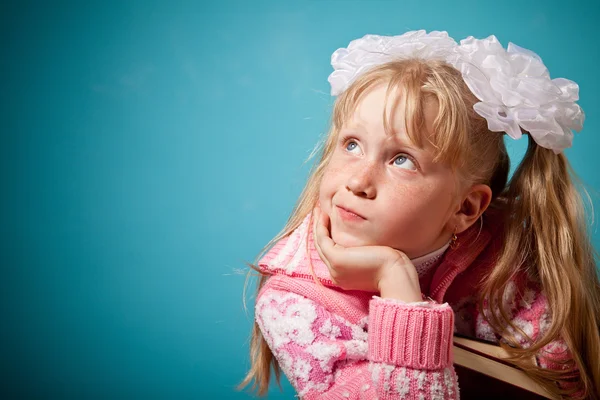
[428,207,504,302]
[412,242,450,277]
[258,213,449,289]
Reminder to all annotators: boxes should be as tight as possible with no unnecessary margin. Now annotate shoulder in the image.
[450,273,551,345]
[499,278,552,346]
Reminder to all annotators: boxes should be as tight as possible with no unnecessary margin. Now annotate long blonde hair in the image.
[238,59,600,399]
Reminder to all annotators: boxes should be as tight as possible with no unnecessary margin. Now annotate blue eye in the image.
[393,155,416,170]
[345,141,359,153]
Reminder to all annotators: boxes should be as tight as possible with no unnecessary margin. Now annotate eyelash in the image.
[339,135,419,170]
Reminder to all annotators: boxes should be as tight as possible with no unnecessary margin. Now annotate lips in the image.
[336,205,366,220]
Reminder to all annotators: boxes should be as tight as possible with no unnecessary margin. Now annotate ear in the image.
[450,184,492,234]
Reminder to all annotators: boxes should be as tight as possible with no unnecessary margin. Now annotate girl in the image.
[239,31,600,399]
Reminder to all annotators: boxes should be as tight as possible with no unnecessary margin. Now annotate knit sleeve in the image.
[255,284,459,399]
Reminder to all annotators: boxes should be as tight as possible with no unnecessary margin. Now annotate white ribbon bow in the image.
[328,30,585,154]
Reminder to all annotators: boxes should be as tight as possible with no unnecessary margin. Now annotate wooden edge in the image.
[452,344,559,400]
[453,336,510,359]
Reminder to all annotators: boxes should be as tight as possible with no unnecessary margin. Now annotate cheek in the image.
[378,184,451,253]
[320,165,344,196]
[318,165,347,220]
[385,183,449,224]
[323,163,344,180]
[387,183,422,211]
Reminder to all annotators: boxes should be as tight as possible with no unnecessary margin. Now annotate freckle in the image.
[391,184,410,197]
[325,165,343,176]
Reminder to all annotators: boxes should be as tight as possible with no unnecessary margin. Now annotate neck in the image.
[410,242,450,277]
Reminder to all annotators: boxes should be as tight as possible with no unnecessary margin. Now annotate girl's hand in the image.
[312,207,423,302]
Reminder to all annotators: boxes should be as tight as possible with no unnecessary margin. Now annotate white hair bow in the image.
[328,30,585,154]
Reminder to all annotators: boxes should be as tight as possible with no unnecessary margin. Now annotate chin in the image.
[330,229,367,248]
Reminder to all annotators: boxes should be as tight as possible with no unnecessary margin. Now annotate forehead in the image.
[345,84,438,143]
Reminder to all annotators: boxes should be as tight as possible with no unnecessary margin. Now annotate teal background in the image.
[2,0,598,398]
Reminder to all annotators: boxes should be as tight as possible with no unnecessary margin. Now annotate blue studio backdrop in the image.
[2,1,599,399]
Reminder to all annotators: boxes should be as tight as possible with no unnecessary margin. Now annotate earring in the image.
[450,228,458,249]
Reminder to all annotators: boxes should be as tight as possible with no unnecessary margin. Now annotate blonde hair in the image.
[238,59,600,399]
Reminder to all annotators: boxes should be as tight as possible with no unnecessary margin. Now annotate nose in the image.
[346,161,377,199]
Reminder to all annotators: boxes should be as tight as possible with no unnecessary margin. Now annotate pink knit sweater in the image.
[255,212,577,399]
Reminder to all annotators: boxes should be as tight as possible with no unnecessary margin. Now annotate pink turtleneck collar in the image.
[258,213,449,289]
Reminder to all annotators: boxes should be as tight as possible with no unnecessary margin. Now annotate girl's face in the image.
[318,84,462,258]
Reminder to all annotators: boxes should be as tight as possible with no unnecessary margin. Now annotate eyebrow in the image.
[343,120,366,130]
[342,124,421,150]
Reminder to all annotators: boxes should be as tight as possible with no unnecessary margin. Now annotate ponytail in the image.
[482,135,600,399]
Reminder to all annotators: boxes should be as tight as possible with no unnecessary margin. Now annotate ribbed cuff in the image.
[368,297,454,370]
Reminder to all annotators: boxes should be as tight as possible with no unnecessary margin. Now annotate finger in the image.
[313,207,329,245]
[316,215,349,270]
[312,207,322,252]
[319,205,331,233]
[313,207,328,244]
[315,210,336,252]
[312,208,332,270]
[313,208,344,280]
